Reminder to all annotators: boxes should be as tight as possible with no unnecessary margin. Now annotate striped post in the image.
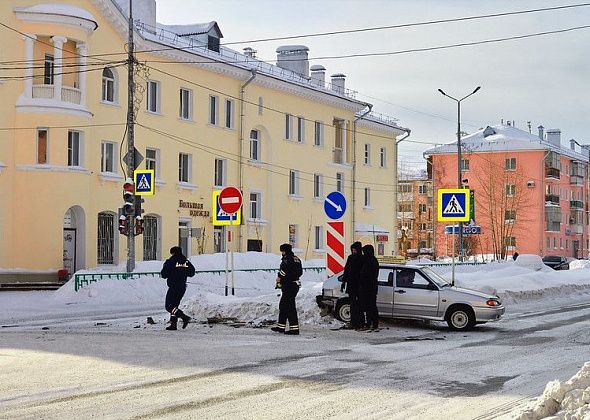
[326,221,345,277]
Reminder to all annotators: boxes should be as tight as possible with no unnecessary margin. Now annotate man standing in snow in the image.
[340,242,363,329]
[160,246,195,331]
[359,244,380,332]
[271,243,303,335]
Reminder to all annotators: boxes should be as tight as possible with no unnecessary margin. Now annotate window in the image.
[97,212,115,264]
[37,129,48,164]
[143,215,159,261]
[419,185,427,194]
[336,173,344,193]
[364,144,371,165]
[554,237,557,248]
[419,204,427,213]
[546,237,550,248]
[289,224,298,249]
[461,158,470,171]
[395,268,432,289]
[364,187,371,207]
[314,226,323,250]
[399,203,413,212]
[225,99,234,128]
[333,119,345,164]
[101,141,116,173]
[214,158,226,187]
[289,170,299,195]
[313,174,323,198]
[258,96,263,115]
[67,130,81,167]
[285,114,293,140]
[249,129,260,161]
[179,88,192,120]
[505,209,516,223]
[505,157,517,170]
[179,153,191,183]
[209,95,219,125]
[314,121,323,146]
[145,148,158,178]
[506,184,516,197]
[102,67,115,103]
[380,147,386,167]
[44,54,54,85]
[420,223,427,231]
[297,117,305,142]
[504,236,516,247]
[207,35,220,52]
[398,183,412,193]
[250,192,261,219]
[146,81,160,113]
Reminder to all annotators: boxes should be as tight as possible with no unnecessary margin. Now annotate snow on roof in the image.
[159,21,222,38]
[15,3,98,28]
[355,223,390,234]
[424,124,589,162]
[276,45,309,53]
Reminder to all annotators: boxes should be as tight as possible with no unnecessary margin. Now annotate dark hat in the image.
[279,243,292,253]
[170,246,183,256]
[351,241,362,252]
[362,244,375,256]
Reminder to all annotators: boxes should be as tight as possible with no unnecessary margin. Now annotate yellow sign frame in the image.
[134,169,155,196]
[437,188,470,222]
[211,190,242,226]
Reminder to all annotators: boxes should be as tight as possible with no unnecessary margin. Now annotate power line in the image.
[0,63,127,81]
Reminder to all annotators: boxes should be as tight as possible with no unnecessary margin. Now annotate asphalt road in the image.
[1,300,589,419]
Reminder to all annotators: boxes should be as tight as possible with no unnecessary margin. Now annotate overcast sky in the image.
[156,0,590,169]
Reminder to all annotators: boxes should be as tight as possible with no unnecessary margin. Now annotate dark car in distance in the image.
[542,255,571,270]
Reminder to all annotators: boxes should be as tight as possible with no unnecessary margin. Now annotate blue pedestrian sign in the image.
[134,169,155,196]
[438,188,470,222]
[324,191,347,220]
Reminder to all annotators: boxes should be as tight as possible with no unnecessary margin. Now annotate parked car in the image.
[542,255,572,270]
[316,263,505,331]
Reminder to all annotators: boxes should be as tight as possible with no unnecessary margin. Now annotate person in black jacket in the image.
[340,241,363,329]
[271,243,303,335]
[160,246,196,331]
[359,244,380,331]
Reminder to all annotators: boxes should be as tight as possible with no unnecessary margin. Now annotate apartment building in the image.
[397,176,434,258]
[0,0,408,274]
[425,124,589,259]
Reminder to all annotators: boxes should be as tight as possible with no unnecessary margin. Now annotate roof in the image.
[15,3,98,29]
[423,124,589,162]
[160,22,223,38]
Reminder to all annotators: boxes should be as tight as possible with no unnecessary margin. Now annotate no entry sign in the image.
[218,187,243,214]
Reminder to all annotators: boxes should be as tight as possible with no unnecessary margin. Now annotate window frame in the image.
[285,114,293,140]
[100,140,117,174]
[179,88,192,121]
[101,67,116,104]
[225,99,235,129]
[289,170,300,196]
[380,146,386,168]
[314,225,324,251]
[364,143,371,165]
[249,192,262,220]
[314,121,324,147]
[336,172,344,193]
[67,130,82,167]
[214,158,226,187]
[249,129,260,161]
[364,187,371,207]
[146,80,161,114]
[37,128,48,164]
[178,152,191,183]
[209,95,219,125]
[505,157,517,171]
[145,148,159,179]
[297,116,305,143]
[313,173,323,199]
[461,158,470,171]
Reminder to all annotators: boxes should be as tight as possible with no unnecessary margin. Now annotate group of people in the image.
[340,242,380,331]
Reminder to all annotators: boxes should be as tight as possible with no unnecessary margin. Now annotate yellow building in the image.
[0,0,409,276]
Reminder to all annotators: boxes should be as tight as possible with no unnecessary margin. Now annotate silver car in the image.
[316,264,505,331]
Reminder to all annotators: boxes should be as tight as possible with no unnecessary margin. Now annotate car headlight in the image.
[486,299,501,307]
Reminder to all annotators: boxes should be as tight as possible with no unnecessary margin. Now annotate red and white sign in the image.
[326,221,345,278]
[218,186,243,214]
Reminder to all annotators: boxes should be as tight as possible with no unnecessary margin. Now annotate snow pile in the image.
[570,259,590,270]
[515,362,590,419]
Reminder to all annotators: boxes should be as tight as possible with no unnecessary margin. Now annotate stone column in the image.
[51,36,67,100]
[23,34,37,98]
[76,43,87,106]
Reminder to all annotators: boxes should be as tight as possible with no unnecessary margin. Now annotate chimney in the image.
[331,73,346,94]
[117,0,156,33]
[570,139,577,151]
[538,125,544,140]
[546,129,561,147]
[310,65,326,87]
[506,120,511,127]
[276,45,310,78]
[243,47,257,58]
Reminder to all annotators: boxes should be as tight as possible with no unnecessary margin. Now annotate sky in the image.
[155,0,590,170]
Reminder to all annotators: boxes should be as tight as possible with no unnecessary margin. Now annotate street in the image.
[1,298,589,419]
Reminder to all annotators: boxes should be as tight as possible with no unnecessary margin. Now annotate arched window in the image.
[97,212,115,264]
[250,129,260,161]
[102,67,115,103]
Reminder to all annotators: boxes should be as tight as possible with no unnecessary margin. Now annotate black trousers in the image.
[360,291,379,328]
[278,282,299,327]
[165,286,186,314]
[349,292,362,328]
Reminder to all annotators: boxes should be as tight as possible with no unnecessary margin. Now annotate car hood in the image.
[447,286,498,300]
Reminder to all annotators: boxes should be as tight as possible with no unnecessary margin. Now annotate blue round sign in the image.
[324,191,347,220]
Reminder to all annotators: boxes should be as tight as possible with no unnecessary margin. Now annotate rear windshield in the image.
[543,256,561,262]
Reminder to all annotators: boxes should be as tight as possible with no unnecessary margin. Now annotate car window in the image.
[396,268,433,290]
[378,269,393,286]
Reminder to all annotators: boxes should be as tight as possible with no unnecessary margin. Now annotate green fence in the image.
[73,267,326,292]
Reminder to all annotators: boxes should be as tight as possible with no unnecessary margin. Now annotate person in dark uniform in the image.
[160,246,195,331]
[359,244,380,331]
[340,242,363,329]
[271,243,303,335]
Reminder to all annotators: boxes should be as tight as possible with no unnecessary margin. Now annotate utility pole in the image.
[126,0,136,272]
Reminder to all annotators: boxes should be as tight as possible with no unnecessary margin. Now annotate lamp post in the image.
[438,86,481,261]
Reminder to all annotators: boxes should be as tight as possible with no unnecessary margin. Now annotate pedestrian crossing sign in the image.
[438,188,470,222]
[211,190,241,226]
[134,169,155,196]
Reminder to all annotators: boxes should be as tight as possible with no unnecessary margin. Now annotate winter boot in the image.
[285,325,299,335]
[166,316,178,331]
[176,310,191,329]
[271,324,285,333]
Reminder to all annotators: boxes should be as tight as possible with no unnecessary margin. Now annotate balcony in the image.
[570,175,584,186]
[32,85,82,105]
[545,194,560,205]
[545,167,561,179]
[571,200,584,209]
[332,148,344,164]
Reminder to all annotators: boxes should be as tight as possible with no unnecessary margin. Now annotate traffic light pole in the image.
[126,0,136,273]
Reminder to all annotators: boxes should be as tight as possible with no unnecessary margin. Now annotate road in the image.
[1,299,589,419]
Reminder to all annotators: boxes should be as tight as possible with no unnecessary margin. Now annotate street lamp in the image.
[438,86,481,261]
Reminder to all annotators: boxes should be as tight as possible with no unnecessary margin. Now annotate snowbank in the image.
[515,362,590,419]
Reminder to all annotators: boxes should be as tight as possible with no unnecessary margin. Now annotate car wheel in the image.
[335,298,351,323]
[446,306,475,331]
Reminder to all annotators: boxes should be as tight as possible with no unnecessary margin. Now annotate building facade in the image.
[397,177,434,258]
[425,124,589,259]
[0,0,408,274]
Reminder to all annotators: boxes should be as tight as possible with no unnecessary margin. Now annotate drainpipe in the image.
[394,129,411,255]
[352,105,372,244]
[238,70,256,252]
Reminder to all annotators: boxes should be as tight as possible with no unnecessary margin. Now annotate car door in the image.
[392,268,439,318]
[376,267,394,317]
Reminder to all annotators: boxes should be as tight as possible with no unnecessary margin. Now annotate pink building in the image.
[425,124,589,259]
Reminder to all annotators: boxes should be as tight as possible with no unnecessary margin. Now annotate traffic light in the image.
[123,179,135,216]
[118,214,128,235]
[135,215,144,235]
